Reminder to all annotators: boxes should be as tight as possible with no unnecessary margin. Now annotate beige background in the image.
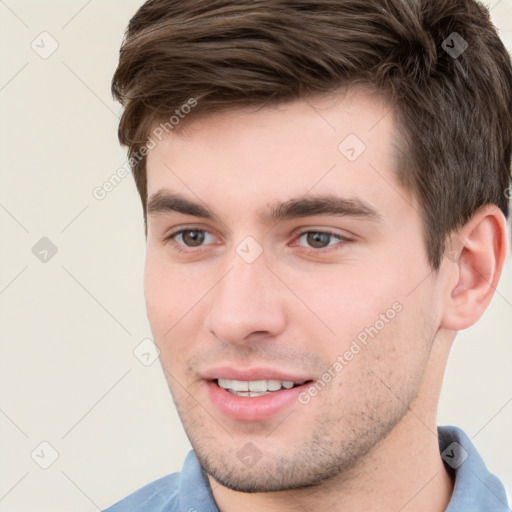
[0,1,511,510]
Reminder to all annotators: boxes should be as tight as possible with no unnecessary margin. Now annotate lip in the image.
[202,366,314,422]
[201,366,312,383]
[206,380,312,421]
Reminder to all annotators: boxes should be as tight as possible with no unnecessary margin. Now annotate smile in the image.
[215,378,307,397]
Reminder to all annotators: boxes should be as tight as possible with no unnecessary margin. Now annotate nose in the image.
[204,250,287,346]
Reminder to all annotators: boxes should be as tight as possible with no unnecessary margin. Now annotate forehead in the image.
[145,88,414,221]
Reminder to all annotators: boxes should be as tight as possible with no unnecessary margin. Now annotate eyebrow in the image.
[147,190,383,225]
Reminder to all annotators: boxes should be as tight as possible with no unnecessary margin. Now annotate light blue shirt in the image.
[104,426,509,511]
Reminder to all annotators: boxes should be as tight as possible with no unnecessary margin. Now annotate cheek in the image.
[293,265,431,389]
[143,253,189,339]
[284,266,401,348]
[326,307,429,415]
[144,260,169,335]
[144,264,190,380]
[143,253,215,360]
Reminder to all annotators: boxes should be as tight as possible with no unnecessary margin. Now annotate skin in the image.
[143,87,508,512]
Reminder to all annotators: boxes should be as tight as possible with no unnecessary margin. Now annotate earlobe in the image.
[440,205,508,332]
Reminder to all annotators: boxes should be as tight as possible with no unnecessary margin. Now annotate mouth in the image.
[205,374,315,421]
[214,378,310,397]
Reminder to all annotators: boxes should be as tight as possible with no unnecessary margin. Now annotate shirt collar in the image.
[178,450,219,512]
[439,425,509,511]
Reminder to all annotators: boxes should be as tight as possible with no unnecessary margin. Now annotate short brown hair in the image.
[111,0,512,269]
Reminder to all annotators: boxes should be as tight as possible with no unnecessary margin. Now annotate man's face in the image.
[144,89,445,491]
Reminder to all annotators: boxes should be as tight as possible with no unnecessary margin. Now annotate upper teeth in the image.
[217,379,303,392]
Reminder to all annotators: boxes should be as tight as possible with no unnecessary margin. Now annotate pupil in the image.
[307,232,329,248]
[183,230,205,246]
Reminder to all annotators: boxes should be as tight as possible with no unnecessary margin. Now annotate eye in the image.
[167,229,216,249]
[295,230,350,250]
[164,228,350,254]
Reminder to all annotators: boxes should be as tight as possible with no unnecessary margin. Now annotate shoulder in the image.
[103,472,181,512]
[103,450,218,512]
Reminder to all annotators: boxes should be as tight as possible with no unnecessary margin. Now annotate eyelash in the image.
[165,228,351,254]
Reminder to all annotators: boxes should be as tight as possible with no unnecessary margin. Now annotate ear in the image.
[440,204,509,331]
